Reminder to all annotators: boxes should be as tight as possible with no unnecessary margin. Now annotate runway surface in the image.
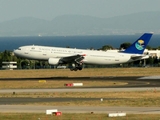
[1,87,160,93]
[0,105,160,114]
[1,76,160,88]
[0,76,160,114]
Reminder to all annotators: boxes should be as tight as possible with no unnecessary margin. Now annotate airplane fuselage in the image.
[14,45,137,65]
[13,33,153,71]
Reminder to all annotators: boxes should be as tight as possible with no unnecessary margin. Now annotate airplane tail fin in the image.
[123,33,153,54]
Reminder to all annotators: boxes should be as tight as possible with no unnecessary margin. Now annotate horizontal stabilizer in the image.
[131,55,149,60]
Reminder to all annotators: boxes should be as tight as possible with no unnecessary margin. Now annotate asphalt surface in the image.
[1,76,160,88]
[0,76,160,114]
[1,105,160,114]
[1,87,160,93]
[0,97,127,105]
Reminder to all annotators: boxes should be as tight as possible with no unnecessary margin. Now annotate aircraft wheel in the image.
[70,68,73,71]
[74,68,78,71]
[70,68,78,71]
[78,67,82,70]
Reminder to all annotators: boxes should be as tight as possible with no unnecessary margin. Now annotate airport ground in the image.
[0,68,160,119]
[1,67,160,78]
[0,113,160,120]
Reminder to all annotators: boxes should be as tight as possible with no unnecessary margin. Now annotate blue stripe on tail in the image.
[123,33,153,54]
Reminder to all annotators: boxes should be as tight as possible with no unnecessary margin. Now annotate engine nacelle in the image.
[48,58,60,65]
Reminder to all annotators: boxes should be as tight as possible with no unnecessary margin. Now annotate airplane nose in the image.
[13,49,19,56]
[13,49,16,53]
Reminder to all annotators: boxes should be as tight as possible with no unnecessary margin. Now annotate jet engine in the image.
[48,58,60,65]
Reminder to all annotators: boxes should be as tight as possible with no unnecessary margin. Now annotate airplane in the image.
[14,33,153,71]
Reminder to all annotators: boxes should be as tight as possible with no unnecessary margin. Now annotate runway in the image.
[0,76,160,114]
[0,87,160,93]
[1,76,160,88]
[0,105,160,114]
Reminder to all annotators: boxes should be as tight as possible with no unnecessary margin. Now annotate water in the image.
[0,34,159,52]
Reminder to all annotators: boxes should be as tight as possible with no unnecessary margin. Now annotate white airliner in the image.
[14,33,153,71]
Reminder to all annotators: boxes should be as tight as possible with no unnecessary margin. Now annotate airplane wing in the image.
[60,54,85,64]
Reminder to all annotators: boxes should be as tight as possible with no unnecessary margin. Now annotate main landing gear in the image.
[70,63,83,71]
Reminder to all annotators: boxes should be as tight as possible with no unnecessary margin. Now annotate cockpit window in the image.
[18,48,21,50]
[31,47,35,49]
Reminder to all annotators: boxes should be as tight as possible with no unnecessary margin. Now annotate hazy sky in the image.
[0,0,160,22]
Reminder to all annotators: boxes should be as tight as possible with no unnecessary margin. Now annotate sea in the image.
[0,34,160,52]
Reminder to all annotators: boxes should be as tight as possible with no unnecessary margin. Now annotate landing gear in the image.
[70,68,78,71]
[70,63,83,71]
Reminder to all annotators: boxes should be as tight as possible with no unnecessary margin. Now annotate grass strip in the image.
[0,80,127,89]
[0,68,160,78]
[0,113,160,120]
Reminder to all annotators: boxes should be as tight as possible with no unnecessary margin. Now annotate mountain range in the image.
[0,11,160,36]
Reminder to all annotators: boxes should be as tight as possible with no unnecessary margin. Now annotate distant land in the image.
[0,11,160,36]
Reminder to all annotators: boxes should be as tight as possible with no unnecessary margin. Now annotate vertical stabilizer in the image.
[123,33,153,54]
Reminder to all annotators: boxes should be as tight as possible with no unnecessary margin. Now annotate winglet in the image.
[123,33,153,54]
